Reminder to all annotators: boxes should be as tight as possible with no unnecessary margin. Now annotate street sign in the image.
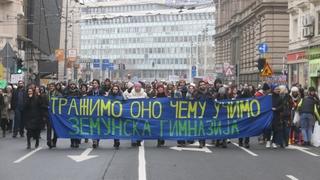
[10,74,24,84]
[225,67,233,76]
[108,63,114,70]
[102,59,109,71]
[0,80,7,89]
[258,43,268,54]
[55,49,64,61]
[191,65,196,77]
[68,49,77,62]
[92,59,100,69]
[261,62,273,77]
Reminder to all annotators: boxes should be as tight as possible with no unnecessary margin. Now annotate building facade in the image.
[79,0,215,82]
[0,0,24,80]
[287,0,320,91]
[214,0,289,85]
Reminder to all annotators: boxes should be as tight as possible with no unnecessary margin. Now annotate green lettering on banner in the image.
[123,120,132,136]
[188,120,197,136]
[101,118,110,135]
[112,118,122,136]
[59,98,68,114]
[250,100,260,117]
[90,99,100,116]
[50,97,58,114]
[178,120,187,136]
[142,121,151,136]
[170,121,178,136]
[213,120,222,135]
[80,118,90,135]
[198,120,205,136]
[100,100,111,116]
[132,120,140,136]
[69,117,79,135]
[68,98,79,115]
[231,120,239,134]
[90,117,101,135]
[160,120,168,137]
[239,100,250,118]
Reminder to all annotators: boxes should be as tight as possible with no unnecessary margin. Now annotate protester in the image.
[289,86,302,145]
[107,84,124,150]
[266,85,283,149]
[24,87,44,149]
[64,81,81,148]
[128,82,148,147]
[47,82,62,148]
[88,79,105,149]
[298,87,320,146]
[11,80,26,138]
[155,84,167,147]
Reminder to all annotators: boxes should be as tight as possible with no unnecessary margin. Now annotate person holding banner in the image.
[128,82,148,147]
[155,84,167,147]
[24,87,44,149]
[80,83,89,143]
[107,84,124,150]
[238,87,252,148]
[266,85,283,149]
[215,86,229,148]
[88,79,106,149]
[196,80,212,148]
[64,81,81,148]
[47,82,62,149]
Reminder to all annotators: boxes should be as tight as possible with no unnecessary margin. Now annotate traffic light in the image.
[257,58,266,72]
[16,58,23,74]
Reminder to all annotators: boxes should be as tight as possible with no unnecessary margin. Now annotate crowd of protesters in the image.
[0,78,319,150]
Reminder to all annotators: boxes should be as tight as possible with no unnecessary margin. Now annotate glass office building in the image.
[80,0,214,81]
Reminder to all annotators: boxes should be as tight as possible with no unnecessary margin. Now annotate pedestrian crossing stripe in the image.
[261,63,273,77]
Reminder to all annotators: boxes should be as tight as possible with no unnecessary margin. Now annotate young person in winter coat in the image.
[298,87,320,146]
[47,82,62,149]
[128,82,148,147]
[24,88,44,149]
[88,79,106,149]
[107,84,124,150]
[64,81,81,148]
[155,84,167,147]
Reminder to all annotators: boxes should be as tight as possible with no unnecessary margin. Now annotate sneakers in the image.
[266,141,271,148]
[272,143,277,149]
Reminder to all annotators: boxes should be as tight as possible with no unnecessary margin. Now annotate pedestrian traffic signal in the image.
[16,58,23,74]
[257,58,266,72]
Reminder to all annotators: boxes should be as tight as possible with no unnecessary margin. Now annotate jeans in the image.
[300,113,315,142]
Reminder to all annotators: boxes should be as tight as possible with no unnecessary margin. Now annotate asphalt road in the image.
[1,132,320,180]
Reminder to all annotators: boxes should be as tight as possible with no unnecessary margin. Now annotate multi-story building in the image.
[58,0,82,81]
[214,0,289,85]
[287,0,320,91]
[79,0,215,82]
[0,0,24,80]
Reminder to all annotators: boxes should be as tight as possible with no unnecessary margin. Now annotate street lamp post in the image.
[64,0,69,82]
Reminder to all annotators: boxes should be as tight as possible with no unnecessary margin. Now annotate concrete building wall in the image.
[214,0,289,85]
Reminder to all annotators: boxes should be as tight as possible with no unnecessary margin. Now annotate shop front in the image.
[308,48,320,94]
[287,51,308,87]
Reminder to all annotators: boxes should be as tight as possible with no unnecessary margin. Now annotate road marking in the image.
[286,175,299,180]
[287,145,319,157]
[68,148,98,162]
[232,143,258,157]
[139,141,146,180]
[170,146,212,153]
[14,147,43,163]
